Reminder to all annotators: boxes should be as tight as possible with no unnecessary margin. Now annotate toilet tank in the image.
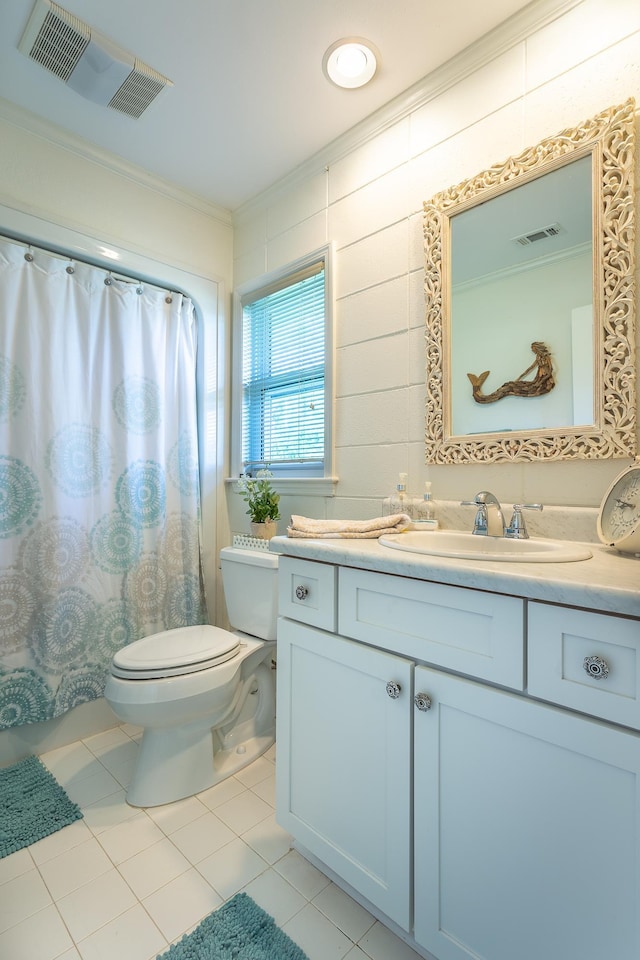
[220,546,279,641]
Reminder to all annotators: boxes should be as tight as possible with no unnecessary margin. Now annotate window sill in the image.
[226,477,338,497]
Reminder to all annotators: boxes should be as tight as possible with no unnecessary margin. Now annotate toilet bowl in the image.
[104,545,278,807]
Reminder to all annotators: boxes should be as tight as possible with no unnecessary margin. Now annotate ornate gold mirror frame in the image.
[423,99,636,464]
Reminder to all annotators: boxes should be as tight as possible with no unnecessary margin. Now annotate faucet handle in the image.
[461,500,488,535]
[506,503,543,539]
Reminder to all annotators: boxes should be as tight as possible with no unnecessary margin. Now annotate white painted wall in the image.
[231,0,640,537]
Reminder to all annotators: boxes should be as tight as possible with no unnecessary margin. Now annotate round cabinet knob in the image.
[294,585,309,600]
[583,654,610,680]
[386,681,401,699]
[414,692,432,712]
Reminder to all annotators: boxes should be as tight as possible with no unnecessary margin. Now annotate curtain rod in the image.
[0,229,182,299]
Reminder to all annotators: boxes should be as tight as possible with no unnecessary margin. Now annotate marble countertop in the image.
[269,535,640,618]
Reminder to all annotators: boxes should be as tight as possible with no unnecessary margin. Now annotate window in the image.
[232,247,333,480]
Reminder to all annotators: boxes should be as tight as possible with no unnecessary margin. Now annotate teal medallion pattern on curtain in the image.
[0,238,207,729]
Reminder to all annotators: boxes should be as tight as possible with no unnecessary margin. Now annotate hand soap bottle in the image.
[389,473,409,516]
[413,481,439,529]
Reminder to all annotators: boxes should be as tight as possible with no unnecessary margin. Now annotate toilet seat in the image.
[111,624,241,680]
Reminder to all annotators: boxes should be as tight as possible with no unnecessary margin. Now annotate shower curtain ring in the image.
[104,272,113,286]
[24,245,34,262]
[66,260,75,274]
[136,283,144,295]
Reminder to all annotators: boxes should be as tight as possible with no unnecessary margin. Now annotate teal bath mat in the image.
[0,755,83,858]
[157,892,309,960]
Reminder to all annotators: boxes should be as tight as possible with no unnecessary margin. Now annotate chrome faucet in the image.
[461,491,506,537]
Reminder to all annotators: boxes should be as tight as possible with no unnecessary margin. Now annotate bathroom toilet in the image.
[104,545,278,807]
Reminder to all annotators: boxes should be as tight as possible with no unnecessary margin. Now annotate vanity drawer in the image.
[278,556,337,632]
[338,568,524,689]
[528,603,640,730]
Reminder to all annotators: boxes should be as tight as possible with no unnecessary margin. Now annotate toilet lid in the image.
[111,625,241,679]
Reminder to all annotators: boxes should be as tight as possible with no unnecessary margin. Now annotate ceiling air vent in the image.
[18,0,173,118]
[512,223,563,246]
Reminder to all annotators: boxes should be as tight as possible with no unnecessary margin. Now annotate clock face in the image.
[598,465,640,551]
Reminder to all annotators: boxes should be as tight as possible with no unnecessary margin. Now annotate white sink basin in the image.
[379,530,592,563]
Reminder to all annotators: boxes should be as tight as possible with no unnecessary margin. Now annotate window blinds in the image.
[242,261,325,472]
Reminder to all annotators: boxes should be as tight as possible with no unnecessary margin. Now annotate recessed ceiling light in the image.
[323,38,379,89]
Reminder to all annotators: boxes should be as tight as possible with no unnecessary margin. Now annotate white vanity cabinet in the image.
[413,666,640,960]
[275,555,640,960]
[276,616,413,929]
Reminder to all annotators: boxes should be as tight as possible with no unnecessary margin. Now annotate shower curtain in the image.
[0,237,207,729]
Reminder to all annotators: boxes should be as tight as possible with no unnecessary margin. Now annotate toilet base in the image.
[124,657,276,807]
[126,727,275,807]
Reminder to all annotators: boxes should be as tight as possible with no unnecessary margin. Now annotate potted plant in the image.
[238,469,281,539]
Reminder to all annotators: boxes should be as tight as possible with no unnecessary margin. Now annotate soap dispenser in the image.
[389,473,409,516]
[413,481,439,529]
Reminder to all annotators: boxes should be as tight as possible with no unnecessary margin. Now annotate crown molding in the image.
[234,0,585,220]
[0,96,233,226]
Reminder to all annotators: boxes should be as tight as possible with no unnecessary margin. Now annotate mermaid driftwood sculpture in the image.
[467,341,555,404]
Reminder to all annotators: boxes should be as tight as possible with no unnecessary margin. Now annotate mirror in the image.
[423,99,636,464]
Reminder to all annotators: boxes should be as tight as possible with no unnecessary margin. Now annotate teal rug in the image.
[157,892,309,960]
[0,755,83,858]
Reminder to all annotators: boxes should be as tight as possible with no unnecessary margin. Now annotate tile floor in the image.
[0,724,424,960]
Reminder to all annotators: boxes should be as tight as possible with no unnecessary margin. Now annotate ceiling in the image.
[0,0,538,212]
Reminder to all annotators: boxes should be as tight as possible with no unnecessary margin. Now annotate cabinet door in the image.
[276,617,413,930]
[414,666,640,960]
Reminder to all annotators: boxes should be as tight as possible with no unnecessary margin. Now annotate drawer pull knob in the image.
[295,585,309,600]
[386,681,401,699]
[583,654,610,680]
[414,693,433,712]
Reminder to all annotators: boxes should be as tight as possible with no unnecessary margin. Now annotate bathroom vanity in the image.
[271,534,640,960]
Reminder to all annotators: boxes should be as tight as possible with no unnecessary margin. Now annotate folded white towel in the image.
[287,514,412,539]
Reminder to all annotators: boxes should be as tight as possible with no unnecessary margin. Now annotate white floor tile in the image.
[242,812,292,864]
[0,868,52,933]
[82,789,140,835]
[97,811,164,865]
[283,902,354,960]
[358,920,425,960]
[250,771,276,806]
[142,868,222,943]
[344,947,371,960]
[145,794,209,835]
[312,883,376,942]
[56,868,137,942]
[234,756,274,788]
[169,811,235,864]
[197,775,246,810]
[197,836,268,899]
[275,849,331,900]
[37,836,113,900]
[214,788,273,834]
[65,766,122,808]
[40,742,99,785]
[82,727,131,756]
[94,739,138,775]
[0,847,33,885]
[118,837,191,900]
[56,948,82,960]
[243,868,307,926]
[107,756,137,789]
[76,903,167,960]
[0,904,73,960]
[119,723,143,740]
[29,820,93,866]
